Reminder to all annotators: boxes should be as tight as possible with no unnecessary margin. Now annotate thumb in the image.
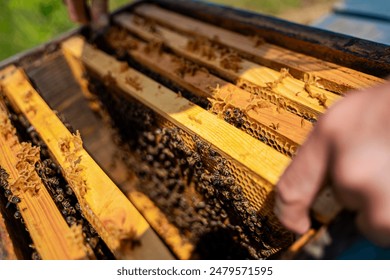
[275,122,331,234]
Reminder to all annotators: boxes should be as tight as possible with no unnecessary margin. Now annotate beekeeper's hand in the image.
[275,81,390,247]
[64,0,109,25]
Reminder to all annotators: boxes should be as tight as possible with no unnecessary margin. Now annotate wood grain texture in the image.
[62,37,294,252]
[134,4,384,94]
[106,31,313,151]
[61,45,97,104]
[114,13,341,120]
[61,46,176,260]
[0,65,150,259]
[0,98,89,260]
[128,191,194,260]
[61,36,290,189]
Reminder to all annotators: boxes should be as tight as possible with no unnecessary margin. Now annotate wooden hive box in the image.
[0,0,388,260]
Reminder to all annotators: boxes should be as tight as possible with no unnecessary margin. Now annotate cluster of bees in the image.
[1,102,113,259]
[106,24,301,161]
[185,35,243,73]
[87,73,292,259]
[0,166,42,260]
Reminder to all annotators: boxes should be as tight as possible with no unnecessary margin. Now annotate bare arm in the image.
[275,81,390,247]
[64,0,108,24]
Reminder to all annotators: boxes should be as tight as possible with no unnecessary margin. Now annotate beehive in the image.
[0,0,388,260]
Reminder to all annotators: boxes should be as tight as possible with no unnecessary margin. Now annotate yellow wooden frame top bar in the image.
[0,65,150,259]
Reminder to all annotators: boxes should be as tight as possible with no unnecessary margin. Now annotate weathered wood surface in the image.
[0,65,150,259]
[146,0,390,78]
[0,98,90,260]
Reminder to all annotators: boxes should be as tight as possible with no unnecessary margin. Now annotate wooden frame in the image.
[0,66,150,259]
[0,98,90,259]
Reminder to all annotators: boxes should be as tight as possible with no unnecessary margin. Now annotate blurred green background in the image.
[0,0,332,61]
[0,0,130,60]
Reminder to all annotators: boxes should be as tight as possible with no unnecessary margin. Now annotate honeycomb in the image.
[86,75,293,259]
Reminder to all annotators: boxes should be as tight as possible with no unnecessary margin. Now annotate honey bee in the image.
[269,122,280,130]
[62,199,71,209]
[317,93,328,108]
[187,153,201,167]
[162,148,175,159]
[234,204,244,213]
[300,118,305,128]
[0,179,9,189]
[200,173,213,183]
[31,251,41,260]
[208,148,217,158]
[54,193,64,203]
[75,203,82,212]
[4,189,12,198]
[6,195,20,208]
[67,206,76,215]
[215,157,226,165]
[65,185,73,196]
[89,225,97,235]
[14,211,21,219]
[66,216,77,226]
[211,172,223,187]
[55,187,64,195]
[219,167,230,177]
[43,159,58,173]
[86,237,99,249]
[17,114,30,128]
[61,208,68,216]
[143,132,155,143]
[194,161,203,170]
[194,137,208,151]
[125,75,143,91]
[0,167,9,179]
[251,35,265,47]
[45,177,60,187]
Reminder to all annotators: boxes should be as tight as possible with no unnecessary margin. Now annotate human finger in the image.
[275,121,331,234]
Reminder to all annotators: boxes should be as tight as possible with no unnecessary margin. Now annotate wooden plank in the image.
[141,0,390,77]
[27,54,174,260]
[63,36,295,257]
[128,191,194,260]
[114,13,342,120]
[62,36,290,189]
[133,4,384,94]
[61,45,180,260]
[0,65,150,259]
[106,29,313,154]
[0,99,90,260]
